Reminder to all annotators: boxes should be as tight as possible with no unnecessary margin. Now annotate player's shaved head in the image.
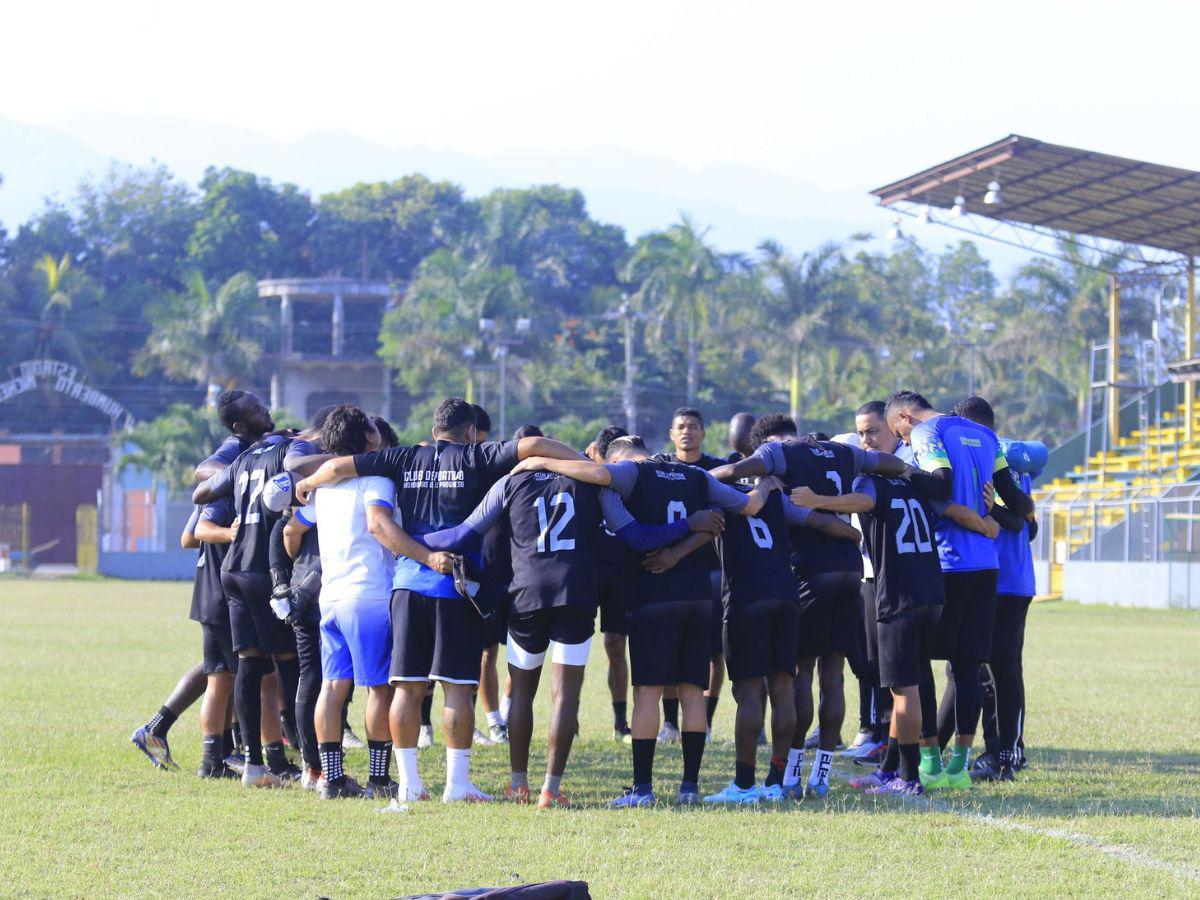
[605,434,649,461]
[592,425,628,461]
[728,412,756,458]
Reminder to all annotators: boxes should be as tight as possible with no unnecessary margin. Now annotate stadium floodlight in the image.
[478,318,496,333]
[950,194,966,217]
[916,205,932,226]
[984,180,1002,205]
[886,216,903,241]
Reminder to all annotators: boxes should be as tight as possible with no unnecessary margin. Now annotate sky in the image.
[2,0,1199,261]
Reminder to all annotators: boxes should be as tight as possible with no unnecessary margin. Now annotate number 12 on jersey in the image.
[535,493,576,553]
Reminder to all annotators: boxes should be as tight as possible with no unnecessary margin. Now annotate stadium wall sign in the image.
[0,359,135,428]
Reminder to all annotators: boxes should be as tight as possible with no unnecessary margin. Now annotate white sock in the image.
[487,710,504,729]
[809,749,834,786]
[446,747,471,787]
[499,694,512,723]
[783,748,803,787]
[400,748,422,791]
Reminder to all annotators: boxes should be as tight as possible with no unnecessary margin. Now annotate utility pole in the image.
[620,300,637,434]
[479,317,531,439]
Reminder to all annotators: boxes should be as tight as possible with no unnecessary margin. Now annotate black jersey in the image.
[501,471,601,612]
[651,451,724,571]
[479,517,513,604]
[355,439,518,598]
[718,490,797,609]
[189,497,234,625]
[620,459,712,607]
[222,435,293,575]
[855,474,945,621]
[762,439,864,578]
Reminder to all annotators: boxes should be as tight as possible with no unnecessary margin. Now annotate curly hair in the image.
[321,404,374,456]
[748,413,797,449]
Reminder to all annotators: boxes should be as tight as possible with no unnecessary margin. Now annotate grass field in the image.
[1,578,1198,897]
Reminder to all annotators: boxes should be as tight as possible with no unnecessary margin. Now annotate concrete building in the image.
[257,277,401,422]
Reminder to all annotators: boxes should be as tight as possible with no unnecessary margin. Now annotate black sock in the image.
[765,755,786,787]
[265,740,289,773]
[319,742,344,783]
[662,698,679,728]
[368,740,393,785]
[858,678,872,731]
[233,657,269,767]
[612,701,628,729]
[734,760,755,790]
[681,731,706,786]
[882,736,900,773]
[705,696,719,728]
[148,705,177,739]
[222,728,234,759]
[421,692,433,727]
[632,738,656,788]
[202,734,222,767]
[275,656,300,742]
[231,721,244,753]
[898,743,921,782]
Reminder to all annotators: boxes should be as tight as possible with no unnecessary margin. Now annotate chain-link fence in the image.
[0,503,30,571]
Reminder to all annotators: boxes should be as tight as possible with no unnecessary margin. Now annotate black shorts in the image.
[507,605,596,655]
[877,605,941,688]
[795,570,861,659]
[933,569,999,663]
[201,622,238,675]
[598,572,628,635]
[390,589,483,685]
[480,585,511,648]
[221,570,297,656]
[723,598,799,681]
[990,594,1033,669]
[861,578,881,664]
[628,599,710,688]
[708,570,724,657]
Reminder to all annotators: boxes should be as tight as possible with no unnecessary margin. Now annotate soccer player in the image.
[588,425,634,740]
[186,495,240,779]
[711,414,910,798]
[953,397,1037,782]
[651,407,727,743]
[704,479,861,804]
[194,423,303,789]
[294,398,579,803]
[838,470,947,796]
[885,391,1032,788]
[419,462,720,808]
[283,405,397,799]
[515,435,770,807]
[727,412,757,463]
[131,390,273,770]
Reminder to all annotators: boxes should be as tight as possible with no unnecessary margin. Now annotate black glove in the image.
[269,568,293,622]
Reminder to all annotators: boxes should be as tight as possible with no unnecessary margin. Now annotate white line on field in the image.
[927,798,1200,885]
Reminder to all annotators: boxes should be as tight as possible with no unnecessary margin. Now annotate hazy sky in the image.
[4,0,1198,190]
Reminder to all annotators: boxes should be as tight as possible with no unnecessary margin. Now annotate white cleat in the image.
[342,726,366,750]
[417,725,434,749]
[241,763,285,789]
[443,782,494,803]
[472,727,495,746]
[656,722,681,744]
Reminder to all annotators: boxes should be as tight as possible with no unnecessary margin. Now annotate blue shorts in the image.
[319,597,392,686]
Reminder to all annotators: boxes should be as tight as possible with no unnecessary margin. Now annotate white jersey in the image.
[297,476,396,602]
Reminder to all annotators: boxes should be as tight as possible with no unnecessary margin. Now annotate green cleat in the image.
[918,768,950,790]
[944,767,973,790]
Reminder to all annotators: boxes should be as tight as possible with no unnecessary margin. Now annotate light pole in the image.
[479,317,531,438]
[951,322,995,397]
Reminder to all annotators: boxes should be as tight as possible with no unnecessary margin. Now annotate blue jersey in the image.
[996,470,1035,596]
[910,415,1007,572]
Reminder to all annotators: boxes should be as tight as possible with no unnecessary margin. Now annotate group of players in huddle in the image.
[130,385,1037,808]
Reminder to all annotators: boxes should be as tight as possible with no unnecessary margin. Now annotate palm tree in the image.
[623,216,721,403]
[135,270,270,405]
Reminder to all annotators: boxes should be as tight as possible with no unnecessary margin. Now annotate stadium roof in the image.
[871,135,1200,259]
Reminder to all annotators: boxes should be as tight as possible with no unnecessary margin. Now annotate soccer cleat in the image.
[848,769,896,791]
[803,726,820,750]
[472,727,495,746]
[301,768,323,791]
[489,724,510,744]
[944,767,973,790]
[223,753,246,775]
[844,738,884,760]
[241,763,285,789]
[443,782,494,803]
[319,778,366,799]
[844,728,874,754]
[417,725,434,749]
[504,783,532,804]
[853,741,888,767]
[608,787,656,809]
[780,782,803,800]
[537,789,571,810]
[759,784,785,803]
[398,784,431,802]
[342,726,366,750]
[970,751,996,776]
[613,723,633,743]
[656,722,681,744]
[196,761,237,779]
[269,761,303,782]
[866,777,924,797]
[363,779,400,800]
[703,781,760,805]
[803,780,830,799]
[131,726,178,770]
[918,768,949,790]
[676,785,701,805]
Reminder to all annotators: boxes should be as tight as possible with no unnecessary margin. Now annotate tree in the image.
[135,271,270,404]
[120,404,230,493]
[623,216,722,404]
